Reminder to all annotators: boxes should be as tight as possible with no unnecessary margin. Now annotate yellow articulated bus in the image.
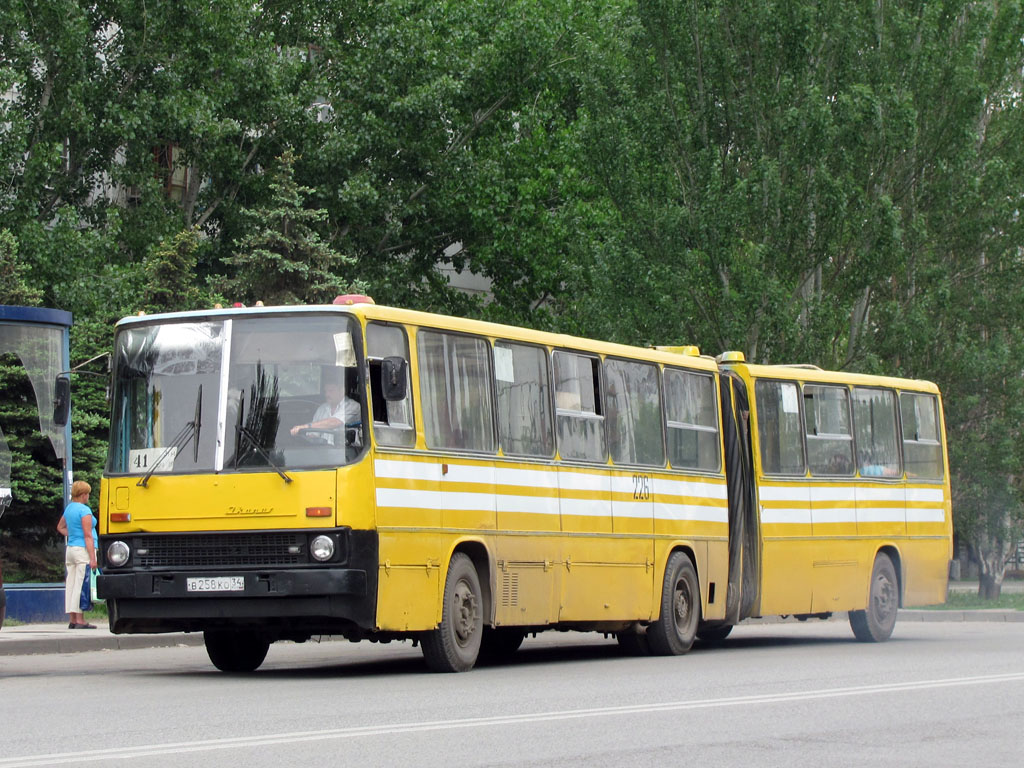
[96,298,952,672]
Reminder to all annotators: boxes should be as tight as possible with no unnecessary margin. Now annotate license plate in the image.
[186,576,244,592]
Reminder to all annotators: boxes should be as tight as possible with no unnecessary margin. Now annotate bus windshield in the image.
[107,313,365,476]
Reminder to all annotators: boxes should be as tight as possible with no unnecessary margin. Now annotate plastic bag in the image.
[79,565,92,612]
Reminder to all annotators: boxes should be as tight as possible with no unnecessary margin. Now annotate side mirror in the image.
[380,357,408,401]
[0,489,11,520]
[53,376,71,426]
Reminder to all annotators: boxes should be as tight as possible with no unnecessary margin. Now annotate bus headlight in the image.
[310,535,335,562]
[107,540,130,567]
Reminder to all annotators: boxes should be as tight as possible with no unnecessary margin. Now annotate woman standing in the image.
[57,480,97,629]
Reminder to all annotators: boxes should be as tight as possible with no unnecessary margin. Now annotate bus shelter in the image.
[0,305,73,516]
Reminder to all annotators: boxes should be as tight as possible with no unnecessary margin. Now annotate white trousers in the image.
[65,546,89,614]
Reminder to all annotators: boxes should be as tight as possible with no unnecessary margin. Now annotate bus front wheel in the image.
[204,630,270,672]
[849,553,898,642]
[647,552,700,656]
[421,553,483,672]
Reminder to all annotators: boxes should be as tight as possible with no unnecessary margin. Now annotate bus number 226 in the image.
[632,474,651,500]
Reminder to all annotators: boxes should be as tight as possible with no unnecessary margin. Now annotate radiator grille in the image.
[134,532,307,568]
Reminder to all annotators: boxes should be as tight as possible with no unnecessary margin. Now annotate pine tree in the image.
[0,230,42,307]
[141,229,208,313]
[222,150,357,306]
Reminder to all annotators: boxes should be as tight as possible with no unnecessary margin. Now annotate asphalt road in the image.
[2,621,1023,767]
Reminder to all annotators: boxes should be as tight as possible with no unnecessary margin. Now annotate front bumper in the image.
[97,528,378,635]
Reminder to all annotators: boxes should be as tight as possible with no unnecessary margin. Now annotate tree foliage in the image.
[0,0,1022,590]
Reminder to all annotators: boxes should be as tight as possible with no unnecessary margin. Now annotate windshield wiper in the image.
[233,390,292,483]
[137,385,202,488]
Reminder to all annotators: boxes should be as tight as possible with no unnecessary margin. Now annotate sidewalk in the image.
[0,621,204,656]
[1,608,1021,657]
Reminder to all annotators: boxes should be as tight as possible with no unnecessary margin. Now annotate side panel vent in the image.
[501,572,520,608]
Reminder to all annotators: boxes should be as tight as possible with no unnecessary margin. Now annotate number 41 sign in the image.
[128,447,177,474]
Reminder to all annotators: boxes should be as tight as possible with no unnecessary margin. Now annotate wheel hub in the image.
[871,574,895,619]
[673,581,692,631]
[452,579,478,645]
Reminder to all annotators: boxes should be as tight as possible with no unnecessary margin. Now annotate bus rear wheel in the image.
[421,553,483,672]
[204,630,270,672]
[849,553,898,642]
[647,552,700,656]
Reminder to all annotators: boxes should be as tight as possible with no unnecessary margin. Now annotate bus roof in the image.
[113,302,721,372]
[725,359,940,394]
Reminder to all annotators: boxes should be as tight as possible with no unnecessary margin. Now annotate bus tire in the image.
[849,553,898,642]
[647,552,700,656]
[696,622,733,644]
[421,553,483,672]
[204,630,270,672]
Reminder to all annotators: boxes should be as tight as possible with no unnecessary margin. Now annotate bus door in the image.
[720,372,760,623]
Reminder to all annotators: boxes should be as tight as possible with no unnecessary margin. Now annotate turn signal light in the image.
[110,512,131,522]
[306,507,332,517]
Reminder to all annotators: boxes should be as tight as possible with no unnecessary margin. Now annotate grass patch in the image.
[926,591,1024,611]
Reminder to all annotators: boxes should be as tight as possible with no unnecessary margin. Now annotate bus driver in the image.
[290,371,360,441]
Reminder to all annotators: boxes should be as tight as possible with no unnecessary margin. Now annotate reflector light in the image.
[110,512,131,522]
[306,507,332,517]
[332,294,375,306]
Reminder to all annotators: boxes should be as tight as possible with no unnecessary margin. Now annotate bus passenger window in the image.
[553,351,605,462]
[900,393,944,479]
[367,323,415,448]
[853,388,901,477]
[755,380,805,475]
[803,385,854,476]
[417,331,495,453]
[664,369,720,472]
[604,359,664,467]
[495,341,554,457]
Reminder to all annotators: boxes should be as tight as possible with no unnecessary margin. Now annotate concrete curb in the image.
[0,626,205,657]
[898,609,1024,623]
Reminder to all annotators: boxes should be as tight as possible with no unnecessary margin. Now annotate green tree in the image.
[568,0,1024,595]
[0,230,42,307]
[141,229,215,313]
[222,149,356,305]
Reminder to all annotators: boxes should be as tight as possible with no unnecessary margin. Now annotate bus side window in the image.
[755,380,805,475]
[852,387,901,477]
[900,392,944,479]
[367,323,415,448]
[804,384,854,476]
[553,351,605,462]
[604,358,664,467]
[494,341,554,457]
[664,368,721,472]
[417,330,495,453]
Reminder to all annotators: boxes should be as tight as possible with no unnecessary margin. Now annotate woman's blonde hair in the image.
[70,480,91,499]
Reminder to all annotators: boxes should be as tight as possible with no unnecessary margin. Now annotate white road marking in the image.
[3,672,1023,766]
